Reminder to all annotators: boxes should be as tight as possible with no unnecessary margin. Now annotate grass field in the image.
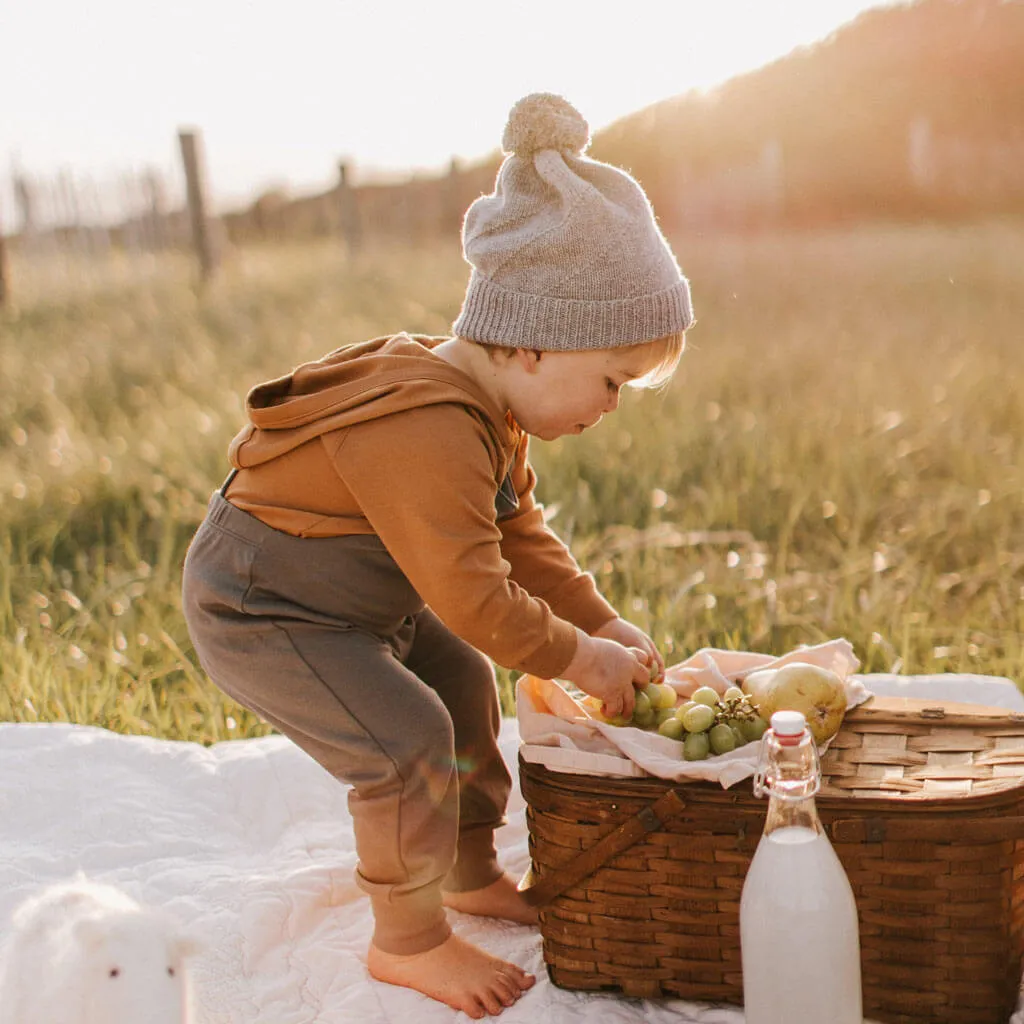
[1,221,1022,743]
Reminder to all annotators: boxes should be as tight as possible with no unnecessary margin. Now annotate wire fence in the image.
[2,119,1022,310]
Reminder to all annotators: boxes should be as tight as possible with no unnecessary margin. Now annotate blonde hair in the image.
[625,331,687,390]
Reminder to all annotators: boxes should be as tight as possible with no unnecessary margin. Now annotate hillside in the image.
[592,0,1024,226]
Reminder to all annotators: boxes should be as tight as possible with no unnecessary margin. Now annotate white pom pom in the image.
[501,93,590,157]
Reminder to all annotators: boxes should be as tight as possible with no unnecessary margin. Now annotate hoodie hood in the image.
[229,334,514,470]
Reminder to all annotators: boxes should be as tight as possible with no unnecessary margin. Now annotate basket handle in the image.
[517,788,687,907]
[829,815,1024,843]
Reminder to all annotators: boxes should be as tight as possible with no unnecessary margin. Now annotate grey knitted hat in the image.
[452,93,694,351]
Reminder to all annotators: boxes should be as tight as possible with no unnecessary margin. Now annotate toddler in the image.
[181,92,694,1018]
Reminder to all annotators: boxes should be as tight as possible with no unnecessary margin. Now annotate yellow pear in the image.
[740,662,847,744]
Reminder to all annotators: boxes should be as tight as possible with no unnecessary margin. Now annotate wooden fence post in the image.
[13,173,36,245]
[177,128,219,281]
[337,161,361,256]
[0,220,9,309]
[143,169,168,250]
[446,156,464,232]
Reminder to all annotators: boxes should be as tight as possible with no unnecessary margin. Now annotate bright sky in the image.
[2,0,895,216]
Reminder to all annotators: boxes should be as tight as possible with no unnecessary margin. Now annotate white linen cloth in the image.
[518,639,868,787]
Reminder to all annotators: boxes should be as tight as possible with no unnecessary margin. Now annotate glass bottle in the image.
[740,710,863,1023]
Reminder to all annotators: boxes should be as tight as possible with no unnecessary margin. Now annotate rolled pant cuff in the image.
[369,893,452,956]
[441,826,502,893]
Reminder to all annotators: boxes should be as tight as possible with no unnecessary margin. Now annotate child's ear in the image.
[513,349,543,373]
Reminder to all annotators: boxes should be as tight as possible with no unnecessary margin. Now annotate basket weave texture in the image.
[519,695,1024,1024]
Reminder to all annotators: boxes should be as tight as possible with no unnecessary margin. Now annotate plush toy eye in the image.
[167,967,175,978]
[109,968,120,979]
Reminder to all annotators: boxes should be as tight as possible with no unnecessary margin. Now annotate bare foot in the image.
[367,933,535,1018]
[442,873,540,926]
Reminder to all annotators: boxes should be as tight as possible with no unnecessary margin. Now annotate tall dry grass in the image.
[1,222,1021,740]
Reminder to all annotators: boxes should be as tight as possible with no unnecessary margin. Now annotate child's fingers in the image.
[602,688,634,719]
[601,693,621,717]
[650,647,666,679]
[632,640,665,683]
[629,648,652,684]
[645,642,665,680]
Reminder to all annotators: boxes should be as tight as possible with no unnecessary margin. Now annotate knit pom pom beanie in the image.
[453,93,694,351]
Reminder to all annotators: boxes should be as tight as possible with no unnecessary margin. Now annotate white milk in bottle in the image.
[740,710,863,1023]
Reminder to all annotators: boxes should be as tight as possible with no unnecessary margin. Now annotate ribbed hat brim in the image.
[453,272,695,350]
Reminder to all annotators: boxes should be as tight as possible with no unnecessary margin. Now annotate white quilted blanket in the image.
[0,719,743,1024]
[3,680,1023,1024]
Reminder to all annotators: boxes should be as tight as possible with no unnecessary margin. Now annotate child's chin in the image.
[530,422,580,440]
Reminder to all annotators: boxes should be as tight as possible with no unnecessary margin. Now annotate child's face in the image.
[508,345,663,441]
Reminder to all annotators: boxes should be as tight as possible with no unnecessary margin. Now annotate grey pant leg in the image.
[182,509,458,954]
[404,609,511,892]
[249,619,459,955]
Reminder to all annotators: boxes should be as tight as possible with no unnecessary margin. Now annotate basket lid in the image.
[821,695,1024,799]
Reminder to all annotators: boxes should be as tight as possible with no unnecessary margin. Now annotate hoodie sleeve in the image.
[498,432,617,634]
[325,404,579,678]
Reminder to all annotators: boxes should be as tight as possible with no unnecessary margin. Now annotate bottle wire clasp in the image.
[752,729,822,801]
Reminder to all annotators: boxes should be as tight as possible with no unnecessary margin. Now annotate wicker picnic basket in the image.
[519,694,1024,1024]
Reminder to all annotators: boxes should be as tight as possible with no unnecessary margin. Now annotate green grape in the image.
[740,716,769,742]
[729,723,747,747]
[681,704,715,733]
[709,723,737,755]
[690,686,720,707]
[722,685,745,702]
[633,707,656,729]
[632,690,652,719]
[674,700,698,720]
[657,717,685,741]
[643,682,678,710]
[683,731,711,761]
[654,707,678,726]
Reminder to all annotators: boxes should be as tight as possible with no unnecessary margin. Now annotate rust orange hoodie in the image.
[223,333,616,678]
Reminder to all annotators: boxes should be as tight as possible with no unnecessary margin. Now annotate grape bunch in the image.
[598,683,769,761]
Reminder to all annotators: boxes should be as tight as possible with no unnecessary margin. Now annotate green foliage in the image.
[1,226,1022,741]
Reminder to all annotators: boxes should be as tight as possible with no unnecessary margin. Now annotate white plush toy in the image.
[0,875,200,1024]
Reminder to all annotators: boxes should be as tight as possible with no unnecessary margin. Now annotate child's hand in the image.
[561,630,651,720]
[592,617,665,683]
